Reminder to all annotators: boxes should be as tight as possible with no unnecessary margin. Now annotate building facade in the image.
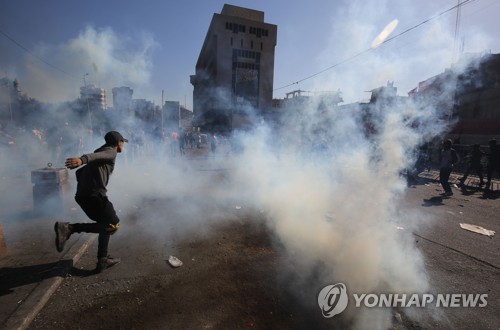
[112,86,133,112]
[452,53,500,144]
[163,101,180,132]
[80,84,107,111]
[190,4,277,132]
[180,106,193,131]
[409,52,500,145]
[0,78,20,124]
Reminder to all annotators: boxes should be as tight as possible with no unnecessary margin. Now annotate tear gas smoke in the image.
[23,25,157,104]
[101,80,453,330]
[224,98,436,329]
[0,2,492,329]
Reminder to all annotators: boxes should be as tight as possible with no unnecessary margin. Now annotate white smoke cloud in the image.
[227,98,433,328]
[311,0,459,103]
[23,25,158,104]
[0,2,492,328]
[92,2,472,328]
[102,86,444,330]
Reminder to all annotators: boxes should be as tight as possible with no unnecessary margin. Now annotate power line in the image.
[274,0,478,92]
[0,28,79,80]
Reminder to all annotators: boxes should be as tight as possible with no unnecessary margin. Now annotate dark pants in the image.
[440,167,453,193]
[462,163,484,184]
[486,164,500,190]
[74,195,120,259]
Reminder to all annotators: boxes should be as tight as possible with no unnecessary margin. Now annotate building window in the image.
[234,49,261,60]
[230,37,233,46]
[249,26,269,38]
[226,22,247,34]
[260,42,263,51]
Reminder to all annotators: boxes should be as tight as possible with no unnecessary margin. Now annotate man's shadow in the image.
[0,260,73,296]
[422,196,446,207]
[459,183,500,199]
[0,260,95,295]
[406,173,433,188]
[457,182,484,196]
[480,189,500,200]
[70,267,96,277]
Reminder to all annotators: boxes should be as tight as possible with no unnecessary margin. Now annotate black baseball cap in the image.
[105,131,128,145]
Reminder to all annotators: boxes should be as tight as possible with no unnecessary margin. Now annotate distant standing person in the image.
[170,131,179,157]
[439,139,458,196]
[459,144,485,187]
[485,139,500,191]
[179,131,186,156]
[55,131,127,273]
[210,134,217,156]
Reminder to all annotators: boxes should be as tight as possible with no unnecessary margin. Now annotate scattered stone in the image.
[168,255,183,268]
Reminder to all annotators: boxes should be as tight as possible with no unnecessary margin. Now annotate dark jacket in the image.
[469,148,485,166]
[75,145,117,197]
[488,145,500,167]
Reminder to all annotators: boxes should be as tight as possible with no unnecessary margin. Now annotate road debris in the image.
[168,255,183,268]
[459,223,495,237]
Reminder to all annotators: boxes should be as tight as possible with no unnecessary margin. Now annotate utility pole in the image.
[452,0,462,64]
[161,90,164,136]
[8,80,13,124]
[83,73,93,145]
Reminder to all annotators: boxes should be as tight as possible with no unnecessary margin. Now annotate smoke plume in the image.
[0,1,493,328]
[23,25,157,104]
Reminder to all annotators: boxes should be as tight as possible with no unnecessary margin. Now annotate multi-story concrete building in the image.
[80,84,107,111]
[163,101,180,132]
[180,106,193,131]
[452,53,500,144]
[409,52,500,145]
[131,99,155,123]
[112,86,133,112]
[190,4,277,132]
[0,78,19,124]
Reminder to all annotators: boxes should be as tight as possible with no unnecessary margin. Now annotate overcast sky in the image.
[1,0,499,108]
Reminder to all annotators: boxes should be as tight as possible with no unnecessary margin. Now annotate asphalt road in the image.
[18,164,497,330]
[400,178,499,329]
[1,141,497,330]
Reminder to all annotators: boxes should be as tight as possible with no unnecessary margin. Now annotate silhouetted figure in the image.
[170,131,179,157]
[485,139,500,191]
[210,134,217,156]
[439,139,458,196]
[459,144,485,186]
[179,131,186,155]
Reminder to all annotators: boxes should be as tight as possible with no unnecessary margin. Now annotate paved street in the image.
[1,148,499,330]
